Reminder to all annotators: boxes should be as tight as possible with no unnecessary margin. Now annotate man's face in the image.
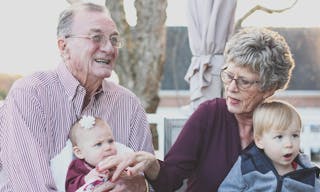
[63,10,119,83]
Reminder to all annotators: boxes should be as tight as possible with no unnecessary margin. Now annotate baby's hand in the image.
[85,168,109,183]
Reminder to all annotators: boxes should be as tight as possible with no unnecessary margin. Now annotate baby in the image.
[65,116,117,192]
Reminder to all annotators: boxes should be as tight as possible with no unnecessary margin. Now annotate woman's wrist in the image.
[144,159,160,180]
[144,178,150,192]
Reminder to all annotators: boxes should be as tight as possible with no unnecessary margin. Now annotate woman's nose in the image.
[228,79,239,92]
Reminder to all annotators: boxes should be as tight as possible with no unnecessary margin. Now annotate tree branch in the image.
[235,0,298,30]
[66,0,82,5]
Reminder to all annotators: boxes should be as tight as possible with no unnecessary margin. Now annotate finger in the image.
[115,151,155,177]
[110,159,134,181]
[126,161,145,176]
[97,156,122,172]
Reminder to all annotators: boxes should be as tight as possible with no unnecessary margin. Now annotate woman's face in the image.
[223,63,274,116]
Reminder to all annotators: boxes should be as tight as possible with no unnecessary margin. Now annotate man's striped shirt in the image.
[0,63,154,191]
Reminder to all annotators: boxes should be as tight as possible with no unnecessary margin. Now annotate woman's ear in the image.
[73,146,84,159]
[263,87,276,100]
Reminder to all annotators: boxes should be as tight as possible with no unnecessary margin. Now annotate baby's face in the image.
[76,125,117,167]
[255,120,301,175]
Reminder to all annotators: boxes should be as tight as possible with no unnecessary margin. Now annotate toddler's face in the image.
[255,120,301,175]
[76,125,117,167]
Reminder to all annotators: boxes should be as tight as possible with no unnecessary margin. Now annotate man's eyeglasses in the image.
[65,33,123,48]
[220,69,260,90]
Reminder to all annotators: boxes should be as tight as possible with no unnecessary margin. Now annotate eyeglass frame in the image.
[220,67,260,90]
[65,33,123,48]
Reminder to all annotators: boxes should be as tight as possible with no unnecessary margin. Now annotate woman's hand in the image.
[96,151,160,182]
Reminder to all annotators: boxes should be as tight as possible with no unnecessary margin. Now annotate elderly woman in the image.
[97,27,295,191]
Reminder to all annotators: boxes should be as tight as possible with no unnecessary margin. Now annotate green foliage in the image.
[0,73,21,100]
[0,89,6,100]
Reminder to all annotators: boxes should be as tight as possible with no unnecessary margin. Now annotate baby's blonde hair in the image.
[253,100,302,139]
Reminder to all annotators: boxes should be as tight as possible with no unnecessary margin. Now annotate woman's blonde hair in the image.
[253,100,302,139]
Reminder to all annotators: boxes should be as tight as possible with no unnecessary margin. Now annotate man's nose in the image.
[100,40,115,52]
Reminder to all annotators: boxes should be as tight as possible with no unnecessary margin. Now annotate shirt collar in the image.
[56,62,81,100]
[57,63,109,100]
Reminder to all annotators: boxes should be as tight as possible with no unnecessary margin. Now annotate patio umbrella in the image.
[184,0,237,111]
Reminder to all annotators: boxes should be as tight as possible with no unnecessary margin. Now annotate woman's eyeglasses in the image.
[220,69,260,90]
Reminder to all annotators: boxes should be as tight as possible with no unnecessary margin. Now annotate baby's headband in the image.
[79,115,95,129]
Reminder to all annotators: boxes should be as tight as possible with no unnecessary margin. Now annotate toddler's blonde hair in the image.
[253,100,302,139]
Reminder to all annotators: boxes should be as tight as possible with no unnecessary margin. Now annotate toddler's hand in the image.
[85,168,109,183]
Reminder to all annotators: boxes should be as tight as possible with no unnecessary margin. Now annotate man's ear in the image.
[73,146,84,159]
[58,38,70,60]
[254,136,264,149]
[58,38,66,52]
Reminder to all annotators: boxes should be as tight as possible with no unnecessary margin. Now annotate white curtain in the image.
[184,0,237,111]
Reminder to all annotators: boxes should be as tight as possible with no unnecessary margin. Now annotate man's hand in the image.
[111,174,146,192]
[92,174,146,192]
[97,151,159,182]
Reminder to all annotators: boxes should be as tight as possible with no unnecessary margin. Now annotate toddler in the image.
[218,100,320,191]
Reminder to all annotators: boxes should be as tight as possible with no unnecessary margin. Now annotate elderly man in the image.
[0,3,153,191]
